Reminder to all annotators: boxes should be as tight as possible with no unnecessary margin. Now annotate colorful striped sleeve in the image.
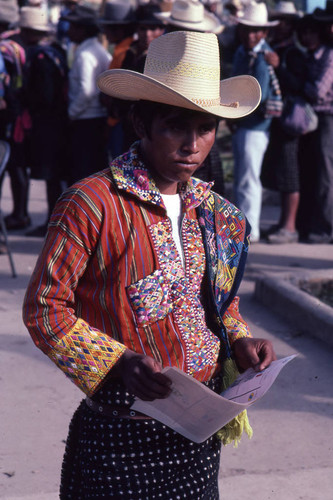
[23,193,127,396]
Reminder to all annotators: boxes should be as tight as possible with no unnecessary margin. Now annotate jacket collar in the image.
[110,142,213,212]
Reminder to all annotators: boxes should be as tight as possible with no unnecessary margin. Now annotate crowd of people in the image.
[0,0,332,244]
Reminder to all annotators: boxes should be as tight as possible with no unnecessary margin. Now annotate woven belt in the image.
[85,397,152,420]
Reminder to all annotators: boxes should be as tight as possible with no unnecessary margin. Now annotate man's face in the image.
[272,19,294,43]
[20,28,46,45]
[238,25,268,49]
[298,27,321,50]
[138,107,217,194]
[137,24,165,52]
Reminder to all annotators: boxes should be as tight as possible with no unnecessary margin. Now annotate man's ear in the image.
[132,112,146,139]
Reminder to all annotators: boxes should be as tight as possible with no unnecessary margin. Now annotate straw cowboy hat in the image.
[19,6,51,32]
[0,0,19,25]
[97,30,261,119]
[154,0,223,34]
[269,1,301,19]
[98,0,135,25]
[235,1,279,27]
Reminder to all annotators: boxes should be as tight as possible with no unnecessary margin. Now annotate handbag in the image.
[279,96,318,136]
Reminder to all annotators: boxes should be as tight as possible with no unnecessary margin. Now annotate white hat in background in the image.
[269,1,301,19]
[235,1,279,27]
[19,6,51,31]
[154,0,224,34]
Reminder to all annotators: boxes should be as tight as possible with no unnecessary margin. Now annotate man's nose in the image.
[182,129,199,153]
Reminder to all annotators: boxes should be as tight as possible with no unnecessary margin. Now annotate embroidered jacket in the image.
[23,144,252,397]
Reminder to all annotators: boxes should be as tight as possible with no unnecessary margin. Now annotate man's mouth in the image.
[174,160,197,167]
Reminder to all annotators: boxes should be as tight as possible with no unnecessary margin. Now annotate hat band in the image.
[191,97,240,108]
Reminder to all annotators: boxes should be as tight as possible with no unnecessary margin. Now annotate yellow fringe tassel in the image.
[215,358,253,447]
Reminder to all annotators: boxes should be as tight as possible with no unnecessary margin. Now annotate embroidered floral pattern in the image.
[126,269,172,325]
[111,142,212,211]
[149,218,220,376]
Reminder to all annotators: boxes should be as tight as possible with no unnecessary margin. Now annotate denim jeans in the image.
[232,127,269,240]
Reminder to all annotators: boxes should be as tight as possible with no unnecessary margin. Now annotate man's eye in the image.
[200,125,215,134]
[170,124,184,132]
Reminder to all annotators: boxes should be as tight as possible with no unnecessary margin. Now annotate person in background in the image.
[121,3,165,74]
[231,0,278,243]
[313,0,333,46]
[19,7,69,237]
[261,1,304,244]
[0,1,30,231]
[201,0,223,21]
[23,30,276,499]
[296,14,333,244]
[56,0,80,48]
[98,0,136,159]
[219,0,244,79]
[108,2,165,153]
[61,4,111,185]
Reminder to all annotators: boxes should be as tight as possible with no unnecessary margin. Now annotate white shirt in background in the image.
[68,37,111,120]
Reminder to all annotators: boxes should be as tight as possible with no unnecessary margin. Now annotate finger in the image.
[255,343,277,371]
[132,377,171,401]
[152,372,172,386]
[130,367,172,398]
[243,345,261,369]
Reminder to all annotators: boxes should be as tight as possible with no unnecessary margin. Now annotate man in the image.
[61,4,111,184]
[0,1,29,231]
[261,1,303,244]
[19,7,69,237]
[313,0,333,46]
[231,1,279,242]
[23,30,276,499]
[97,0,141,158]
[296,14,333,244]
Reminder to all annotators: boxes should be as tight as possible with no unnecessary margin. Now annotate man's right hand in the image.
[116,349,172,401]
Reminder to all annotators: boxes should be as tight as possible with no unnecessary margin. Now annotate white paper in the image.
[131,355,297,443]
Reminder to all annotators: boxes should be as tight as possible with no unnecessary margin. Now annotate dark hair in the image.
[81,23,100,37]
[131,100,220,139]
[296,14,321,36]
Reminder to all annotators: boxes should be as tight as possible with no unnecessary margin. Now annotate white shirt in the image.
[68,37,111,120]
[161,193,184,267]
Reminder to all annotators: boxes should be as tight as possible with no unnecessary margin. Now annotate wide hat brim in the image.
[155,10,223,34]
[97,69,261,120]
[98,18,135,25]
[234,16,279,27]
[60,14,98,26]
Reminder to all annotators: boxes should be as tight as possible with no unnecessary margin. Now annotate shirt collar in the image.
[253,38,267,53]
[76,36,97,52]
[110,142,213,212]
[309,45,326,59]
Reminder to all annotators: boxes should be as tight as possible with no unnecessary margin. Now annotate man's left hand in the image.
[232,337,277,373]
